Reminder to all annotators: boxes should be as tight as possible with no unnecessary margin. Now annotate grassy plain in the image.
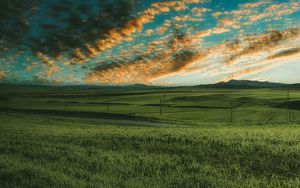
[0,85,300,187]
[1,113,300,187]
[0,85,299,123]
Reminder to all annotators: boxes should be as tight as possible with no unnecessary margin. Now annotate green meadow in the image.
[0,85,300,187]
[0,85,299,123]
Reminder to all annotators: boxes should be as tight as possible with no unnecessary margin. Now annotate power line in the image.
[230,99,233,122]
[287,87,291,123]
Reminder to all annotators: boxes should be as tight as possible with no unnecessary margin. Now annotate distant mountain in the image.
[1,80,299,90]
[0,82,165,91]
[197,80,287,88]
[123,84,164,88]
[290,83,300,88]
[217,80,285,87]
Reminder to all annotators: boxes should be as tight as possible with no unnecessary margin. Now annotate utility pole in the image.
[106,98,109,112]
[230,99,233,122]
[64,94,68,110]
[160,96,163,116]
[15,85,20,97]
[287,87,291,123]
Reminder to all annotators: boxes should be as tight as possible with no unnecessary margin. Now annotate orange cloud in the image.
[213,1,298,29]
[218,19,240,29]
[86,51,206,84]
[0,71,6,80]
[36,52,55,67]
[36,52,62,78]
[193,26,230,39]
[248,2,299,22]
[151,2,177,9]
[70,1,196,65]
[191,7,210,16]
[249,13,269,21]
[194,29,213,38]
[62,0,211,66]
[221,49,300,82]
[267,47,300,60]
[222,63,276,82]
[25,62,39,72]
[174,15,190,22]
[241,1,270,9]
[157,26,168,34]
[212,27,230,34]
[221,27,300,65]
[85,28,209,84]
[72,48,87,62]
[151,0,203,12]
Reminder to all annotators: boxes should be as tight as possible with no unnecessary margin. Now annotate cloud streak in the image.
[0,0,299,85]
[0,71,6,80]
[267,47,300,60]
[86,27,208,84]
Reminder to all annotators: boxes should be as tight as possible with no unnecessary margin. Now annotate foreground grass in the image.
[1,113,300,187]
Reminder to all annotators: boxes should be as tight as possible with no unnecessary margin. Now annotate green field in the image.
[0,85,300,187]
[0,85,299,123]
[1,113,300,187]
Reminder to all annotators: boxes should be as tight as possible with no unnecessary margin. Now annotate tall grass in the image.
[1,113,300,187]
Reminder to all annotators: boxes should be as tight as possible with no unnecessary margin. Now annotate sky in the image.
[0,0,299,86]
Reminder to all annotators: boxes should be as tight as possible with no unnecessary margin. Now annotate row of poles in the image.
[63,88,293,122]
[13,86,294,122]
[158,88,292,122]
[93,95,166,115]
[229,88,293,122]
[230,88,292,122]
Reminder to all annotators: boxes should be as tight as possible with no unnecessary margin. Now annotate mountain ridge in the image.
[0,80,299,89]
[214,80,285,88]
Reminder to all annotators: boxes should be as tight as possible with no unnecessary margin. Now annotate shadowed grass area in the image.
[275,101,300,110]
[1,113,300,187]
[0,107,161,122]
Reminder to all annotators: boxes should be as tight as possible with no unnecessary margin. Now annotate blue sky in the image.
[0,0,299,85]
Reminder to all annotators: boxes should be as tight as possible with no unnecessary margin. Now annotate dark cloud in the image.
[0,0,41,50]
[86,27,206,84]
[222,28,300,64]
[267,47,300,60]
[0,71,7,81]
[93,25,197,73]
[0,0,140,58]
